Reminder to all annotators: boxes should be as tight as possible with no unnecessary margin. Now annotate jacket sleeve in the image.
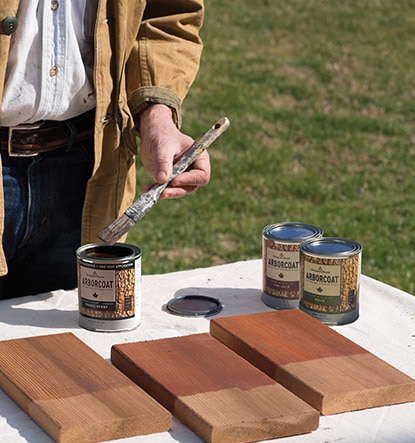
[127,0,204,126]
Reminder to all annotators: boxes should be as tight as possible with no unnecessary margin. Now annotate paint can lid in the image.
[263,222,323,243]
[300,237,362,257]
[167,295,223,317]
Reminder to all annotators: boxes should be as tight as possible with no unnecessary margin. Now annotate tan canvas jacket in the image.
[0,0,204,275]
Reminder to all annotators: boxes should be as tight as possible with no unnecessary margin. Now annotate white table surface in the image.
[0,259,414,443]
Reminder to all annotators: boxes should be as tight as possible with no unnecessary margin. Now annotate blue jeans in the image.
[0,139,94,299]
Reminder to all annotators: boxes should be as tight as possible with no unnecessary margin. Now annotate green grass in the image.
[128,0,415,295]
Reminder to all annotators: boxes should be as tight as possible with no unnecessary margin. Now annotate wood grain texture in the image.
[111,333,319,443]
[0,333,171,442]
[210,310,415,415]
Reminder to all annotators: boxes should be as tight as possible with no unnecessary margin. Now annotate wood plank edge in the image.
[321,383,415,415]
[175,399,319,443]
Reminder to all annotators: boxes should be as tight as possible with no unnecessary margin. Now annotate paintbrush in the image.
[98,117,230,244]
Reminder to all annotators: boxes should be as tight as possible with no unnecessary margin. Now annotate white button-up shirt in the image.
[0,0,96,126]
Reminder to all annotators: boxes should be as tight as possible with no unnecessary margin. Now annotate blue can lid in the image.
[300,237,362,257]
[263,222,323,243]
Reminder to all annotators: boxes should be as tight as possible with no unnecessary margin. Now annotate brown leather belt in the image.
[0,110,95,157]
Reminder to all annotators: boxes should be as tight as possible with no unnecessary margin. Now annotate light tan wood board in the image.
[210,309,415,415]
[0,332,171,443]
[111,333,319,443]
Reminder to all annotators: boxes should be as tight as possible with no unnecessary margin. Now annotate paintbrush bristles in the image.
[97,227,116,244]
[97,214,135,244]
[98,192,158,243]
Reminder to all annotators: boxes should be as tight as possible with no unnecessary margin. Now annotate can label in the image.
[79,260,139,318]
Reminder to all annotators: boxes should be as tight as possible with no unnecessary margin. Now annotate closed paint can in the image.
[299,237,362,325]
[262,222,323,309]
[76,243,142,332]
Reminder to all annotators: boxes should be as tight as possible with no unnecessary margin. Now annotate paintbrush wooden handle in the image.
[125,117,230,219]
[164,117,230,184]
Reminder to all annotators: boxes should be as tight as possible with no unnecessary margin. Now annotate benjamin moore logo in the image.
[310,266,331,275]
[88,270,105,279]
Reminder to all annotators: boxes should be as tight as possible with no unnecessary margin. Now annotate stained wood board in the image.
[210,309,415,415]
[111,333,319,443]
[0,332,171,443]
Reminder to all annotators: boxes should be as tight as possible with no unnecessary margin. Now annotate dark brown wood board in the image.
[0,333,171,443]
[210,310,415,415]
[111,333,319,443]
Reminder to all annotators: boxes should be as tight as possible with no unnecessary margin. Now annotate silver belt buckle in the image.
[8,124,42,157]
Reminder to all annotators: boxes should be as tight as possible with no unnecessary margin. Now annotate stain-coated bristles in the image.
[97,214,135,244]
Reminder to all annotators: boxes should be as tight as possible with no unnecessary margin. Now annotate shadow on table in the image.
[162,286,274,318]
[0,292,78,329]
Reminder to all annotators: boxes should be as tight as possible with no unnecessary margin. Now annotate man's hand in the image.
[139,104,211,199]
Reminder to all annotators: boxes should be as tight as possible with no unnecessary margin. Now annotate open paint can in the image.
[76,243,142,332]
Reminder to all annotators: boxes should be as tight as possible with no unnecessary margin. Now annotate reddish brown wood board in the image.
[0,333,171,443]
[111,333,319,443]
[210,310,415,415]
